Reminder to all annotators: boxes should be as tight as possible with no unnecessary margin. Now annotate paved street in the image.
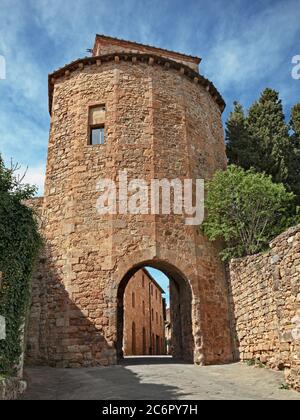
[22,357,300,400]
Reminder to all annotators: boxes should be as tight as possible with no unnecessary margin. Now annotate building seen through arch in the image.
[123,268,166,356]
[116,260,194,362]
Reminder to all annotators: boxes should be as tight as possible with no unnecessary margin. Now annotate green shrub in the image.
[0,156,41,375]
[203,165,299,261]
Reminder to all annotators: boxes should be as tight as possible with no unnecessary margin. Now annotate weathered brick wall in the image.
[229,225,300,391]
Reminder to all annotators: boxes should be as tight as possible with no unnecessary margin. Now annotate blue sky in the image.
[0,0,299,192]
[145,267,170,307]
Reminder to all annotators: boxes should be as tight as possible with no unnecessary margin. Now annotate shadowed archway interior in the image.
[116,260,194,363]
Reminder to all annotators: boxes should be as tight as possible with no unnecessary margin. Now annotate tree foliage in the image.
[226,89,300,204]
[286,104,300,201]
[291,103,300,136]
[226,102,257,169]
[0,155,41,375]
[203,165,299,261]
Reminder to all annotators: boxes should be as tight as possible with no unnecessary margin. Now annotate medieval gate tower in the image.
[26,35,233,367]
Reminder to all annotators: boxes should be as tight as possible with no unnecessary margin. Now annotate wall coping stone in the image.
[0,377,27,400]
[230,224,300,266]
[48,52,226,115]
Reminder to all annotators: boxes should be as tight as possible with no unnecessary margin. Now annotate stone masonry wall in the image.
[25,38,233,368]
[92,35,200,72]
[0,377,27,400]
[230,225,300,391]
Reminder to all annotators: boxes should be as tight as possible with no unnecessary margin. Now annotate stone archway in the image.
[116,259,194,363]
[25,35,235,369]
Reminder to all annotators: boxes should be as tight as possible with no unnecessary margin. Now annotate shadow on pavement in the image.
[22,365,188,400]
[120,356,190,366]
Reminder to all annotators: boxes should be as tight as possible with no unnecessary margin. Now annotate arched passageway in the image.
[116,260,194,363]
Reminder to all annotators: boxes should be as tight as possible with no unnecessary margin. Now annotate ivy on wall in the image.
[0,156,41,375]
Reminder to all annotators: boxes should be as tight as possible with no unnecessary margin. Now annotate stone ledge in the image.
[270,224,300,248]
[230,223,300,267]
[0,377,27,400]
[48,52,226,114]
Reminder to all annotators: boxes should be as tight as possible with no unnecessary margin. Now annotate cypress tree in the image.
[291,103,300,138]
[246,88,290,183]
[286,104,300,204]
[226,102,256,169]
[225,90,300,205]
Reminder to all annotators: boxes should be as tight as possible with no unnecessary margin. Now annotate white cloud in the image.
[19,164,46,196]
[202,0,300,95]
[0,108,48,165]
[0,2,46,108]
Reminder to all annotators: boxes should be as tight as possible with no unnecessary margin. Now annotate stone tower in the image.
[26,35,233,367]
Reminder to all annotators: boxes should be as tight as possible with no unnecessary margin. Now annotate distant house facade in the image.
[165,308,171,355]
[123,269,166,356]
